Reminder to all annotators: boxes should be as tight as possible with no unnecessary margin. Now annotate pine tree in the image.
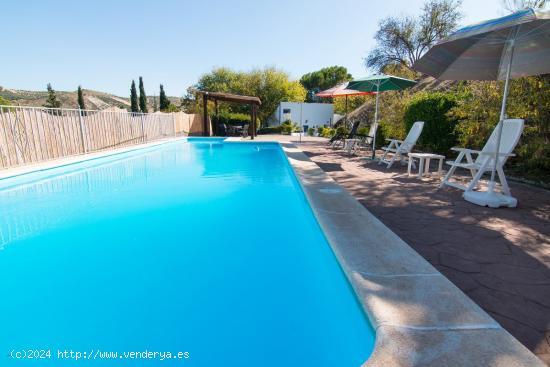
[139,76,148,113]
[44,83,61,109]
[159,84,170,111]
[77,85,86,110]
[130,80,139,113]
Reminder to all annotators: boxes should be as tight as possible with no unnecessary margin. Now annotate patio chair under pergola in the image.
[195,91,261,140]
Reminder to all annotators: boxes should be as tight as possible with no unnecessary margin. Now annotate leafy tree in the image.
[502,0,547,11]
[44,83,61,109]
[77,85,86,110]
[180,88,197,113]
[130,80,139,113]
[300,66,352,102]
[195,67,306,125]
[139,76,148,113]
[159,84,170,111]
[366,0,463,72]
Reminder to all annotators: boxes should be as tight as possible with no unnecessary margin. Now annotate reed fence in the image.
[0,106,202,169]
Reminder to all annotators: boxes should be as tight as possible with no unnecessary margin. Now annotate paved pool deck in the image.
[256,135,549,365]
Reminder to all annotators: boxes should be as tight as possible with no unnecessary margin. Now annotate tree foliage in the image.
[130,80,139,113]
[138,76,148,113]
[77,85,86,110]
[404,92,458,153]
[166,103,180,112]
[44,83,61,109]
[450,77,550,180]
[300,66,352,102]
[194,67,306,125]
[159,84,170,111]
[333,96,369,115]
[366,0,462,72]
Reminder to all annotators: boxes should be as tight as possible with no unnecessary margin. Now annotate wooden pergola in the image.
[196,91,261,140]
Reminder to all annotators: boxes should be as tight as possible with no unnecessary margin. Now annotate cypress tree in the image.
[130,80,138,112]
[159,84,170,111]
[139,76,148,113]
[77,85,86,110]
[44,83,61,109]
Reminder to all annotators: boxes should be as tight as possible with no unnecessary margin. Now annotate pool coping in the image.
[279,142,545,367]
[0,137,544,366]
[0,138,186,180]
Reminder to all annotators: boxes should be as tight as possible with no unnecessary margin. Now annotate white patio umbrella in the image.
[414,8,550,208]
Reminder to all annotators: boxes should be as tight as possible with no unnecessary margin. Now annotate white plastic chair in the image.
[379,121,425,169]
[439,119,524,195]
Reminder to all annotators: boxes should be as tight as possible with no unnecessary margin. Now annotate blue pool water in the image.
[0,139,375,366]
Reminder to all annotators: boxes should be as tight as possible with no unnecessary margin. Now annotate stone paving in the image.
[293,140,550,365]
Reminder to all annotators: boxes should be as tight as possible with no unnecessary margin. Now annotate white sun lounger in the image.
[439,119,524,197]
[379,121,425,169]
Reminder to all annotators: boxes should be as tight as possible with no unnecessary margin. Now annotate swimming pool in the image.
[0,139,375,366]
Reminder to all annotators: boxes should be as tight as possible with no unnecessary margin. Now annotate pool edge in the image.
[279,142,544,367]
[0,137,186,181]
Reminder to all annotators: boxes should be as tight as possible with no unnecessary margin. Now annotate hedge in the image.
[404,92,458,154]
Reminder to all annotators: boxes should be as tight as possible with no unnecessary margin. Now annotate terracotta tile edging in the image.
[280,142,544,367]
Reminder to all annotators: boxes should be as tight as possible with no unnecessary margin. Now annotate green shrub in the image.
[335,125,349,137]
[307,127,315,136]
[404,92,458,154]
[166,103,180,112]
[357,126,370,136]
[0,96,11,106]
[280,120,298,134]
[258,126,282,134]
[319,127,336,138]
[216,111,251,126]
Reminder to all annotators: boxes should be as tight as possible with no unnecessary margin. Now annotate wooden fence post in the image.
[140,113,146,143]
[78,108,87,153]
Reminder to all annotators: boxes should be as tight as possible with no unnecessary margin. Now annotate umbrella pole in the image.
[465,38,518,208]
[345,95,348,127]
[489,39,516,192]
[372,84,380,159]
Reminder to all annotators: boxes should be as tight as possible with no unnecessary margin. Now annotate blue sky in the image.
[1,0,505,97]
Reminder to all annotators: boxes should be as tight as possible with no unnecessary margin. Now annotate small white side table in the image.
[408,153,445,178]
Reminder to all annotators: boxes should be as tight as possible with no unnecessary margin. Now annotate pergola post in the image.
[202,93,209,136]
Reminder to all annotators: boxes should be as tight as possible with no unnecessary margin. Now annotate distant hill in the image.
[0,86,181,111]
